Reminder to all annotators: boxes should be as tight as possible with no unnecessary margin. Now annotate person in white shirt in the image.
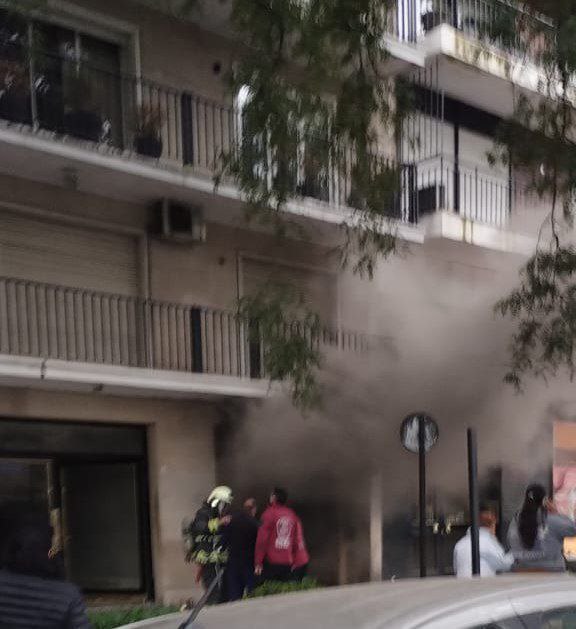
[453,507,514,578]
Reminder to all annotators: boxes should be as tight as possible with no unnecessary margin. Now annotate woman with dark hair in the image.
[507,483,576,572]
[0,511,91,628]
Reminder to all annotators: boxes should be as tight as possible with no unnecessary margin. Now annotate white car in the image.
[124,576,576,629]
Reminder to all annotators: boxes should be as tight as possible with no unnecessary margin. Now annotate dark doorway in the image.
[61,462,143,591]
[0,419,152,598]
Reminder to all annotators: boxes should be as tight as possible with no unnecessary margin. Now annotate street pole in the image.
[419,416,427,578]
[369,472,383,582]
[467,427,480,576]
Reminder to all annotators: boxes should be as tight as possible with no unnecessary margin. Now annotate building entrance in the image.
[0,419,152,596]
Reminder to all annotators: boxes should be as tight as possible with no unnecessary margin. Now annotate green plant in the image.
[88,605,178,629]
[247,577,321,599]
[486,0,576,388]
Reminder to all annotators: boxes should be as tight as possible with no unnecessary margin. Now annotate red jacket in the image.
[255,504,309,568]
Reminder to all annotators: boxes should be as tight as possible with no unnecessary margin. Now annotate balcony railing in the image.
[0,49,512,228]
[0,277,368,380]
[408,156,511,225]
[391,0,555,63]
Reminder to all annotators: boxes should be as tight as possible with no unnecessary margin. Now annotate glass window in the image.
[469,620,522,629]
[540,607,576,629]
[0,10,123,146]
[0,419,146,457]
[0,8,32,125]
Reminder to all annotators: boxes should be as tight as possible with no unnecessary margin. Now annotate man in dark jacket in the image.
[0,511,90,628]
[222,498,259,601]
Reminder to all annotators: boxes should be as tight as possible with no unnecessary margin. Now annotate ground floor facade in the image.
[0,388,217,603]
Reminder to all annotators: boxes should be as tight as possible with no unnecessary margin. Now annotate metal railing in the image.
[0,277,368,379]
[391,0,555,63]
[0,50,513,228]
[405,156,511,225]
[0,49,236,173]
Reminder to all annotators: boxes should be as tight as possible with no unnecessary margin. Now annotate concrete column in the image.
[369,471,383,582]
[149,408,217,604]
[337,520,349,585]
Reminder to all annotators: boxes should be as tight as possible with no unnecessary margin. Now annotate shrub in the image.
[88,605,178,629]
[247,577,320,599]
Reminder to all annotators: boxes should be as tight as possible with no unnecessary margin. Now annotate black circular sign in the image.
[400,413,439,453]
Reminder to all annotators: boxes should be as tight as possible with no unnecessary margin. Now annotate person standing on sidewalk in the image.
[255,488,308,582]
[508,483,576,573]
[453,506,513,577]
[222,498,259,601]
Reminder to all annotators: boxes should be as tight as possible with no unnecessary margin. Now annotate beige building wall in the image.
[65,0,236,102]
[0,387,217,603]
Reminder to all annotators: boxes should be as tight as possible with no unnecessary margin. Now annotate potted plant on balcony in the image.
[63,68,103,143]
[0,59,31,124]
[134,104,164,158]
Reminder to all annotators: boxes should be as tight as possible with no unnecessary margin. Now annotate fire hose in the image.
[178,566,224,629]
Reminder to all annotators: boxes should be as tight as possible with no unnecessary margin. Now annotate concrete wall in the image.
[58,0,236,102]
[0,387,217,603]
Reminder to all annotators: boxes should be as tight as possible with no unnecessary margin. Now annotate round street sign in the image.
[400,413,439,453]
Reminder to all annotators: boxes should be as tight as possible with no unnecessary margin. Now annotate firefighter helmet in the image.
[207,486,233,508]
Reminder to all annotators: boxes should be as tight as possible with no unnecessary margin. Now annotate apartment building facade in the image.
[0,0,573,601]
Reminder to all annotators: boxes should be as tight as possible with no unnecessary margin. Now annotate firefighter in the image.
[183,486,233,604]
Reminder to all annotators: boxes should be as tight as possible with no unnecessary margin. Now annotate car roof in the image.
[125,576,576,629]
[197,576,576,629]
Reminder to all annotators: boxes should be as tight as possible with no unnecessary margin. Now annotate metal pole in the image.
[369,472,383,582]
[467,428,480,576]
[419,416,427,578]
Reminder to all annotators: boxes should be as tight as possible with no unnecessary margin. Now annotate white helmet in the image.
[207,486,233,508]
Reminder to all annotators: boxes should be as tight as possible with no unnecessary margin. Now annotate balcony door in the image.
[34,22,123,146]
[0,8,124,146]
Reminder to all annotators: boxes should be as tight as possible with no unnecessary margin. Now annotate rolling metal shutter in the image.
[0,211,139,295]
[242,257,337,324]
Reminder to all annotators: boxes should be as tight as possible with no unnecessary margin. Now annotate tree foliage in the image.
[238,282,323,411]
[489,0,576,387]
[220,0,405,272]
[218,0,409,408]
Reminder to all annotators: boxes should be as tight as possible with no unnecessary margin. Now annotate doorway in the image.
[0,419,152,597]
[60,462,143,591]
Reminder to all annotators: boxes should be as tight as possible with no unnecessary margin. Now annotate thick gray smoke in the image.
[219,241,576,582]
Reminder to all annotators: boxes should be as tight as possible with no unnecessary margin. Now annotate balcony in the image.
[391,0,553,55]
[0,276,367,399]
[387,0,555,116]
[407,156,511,226]
[0,46,517,234]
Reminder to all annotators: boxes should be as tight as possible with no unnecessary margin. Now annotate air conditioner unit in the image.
[149,199,206,243]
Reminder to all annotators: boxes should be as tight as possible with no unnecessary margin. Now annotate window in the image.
[508,606,576,629]
[470,621,521,629]
[538,607,576,628]
[0,8,122,144]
